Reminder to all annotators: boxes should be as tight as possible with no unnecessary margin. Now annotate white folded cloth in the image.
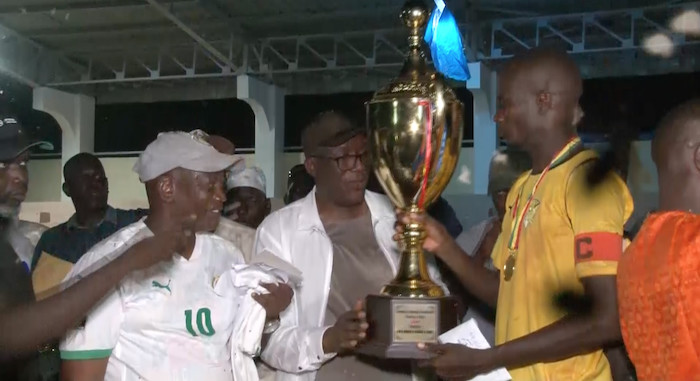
[230,263,298,381]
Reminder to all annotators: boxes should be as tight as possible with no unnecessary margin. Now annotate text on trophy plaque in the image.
[391,300,439,343]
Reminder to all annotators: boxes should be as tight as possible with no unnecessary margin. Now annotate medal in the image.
[503,252,516,281]
[504,137,582,282]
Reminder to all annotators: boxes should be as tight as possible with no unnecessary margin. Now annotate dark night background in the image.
[1,71,699,155]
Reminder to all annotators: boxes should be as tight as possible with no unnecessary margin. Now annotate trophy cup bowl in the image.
[355,0,464,359]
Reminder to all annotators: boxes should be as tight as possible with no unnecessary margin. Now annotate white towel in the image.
[230,263,298,381]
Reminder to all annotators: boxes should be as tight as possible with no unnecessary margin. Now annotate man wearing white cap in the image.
[60,130,293,381]
[224,165,271,229]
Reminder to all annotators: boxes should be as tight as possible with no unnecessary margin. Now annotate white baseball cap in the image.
[226,165,266,194]
[133,130,242,182]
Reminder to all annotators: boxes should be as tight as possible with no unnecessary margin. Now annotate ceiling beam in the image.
[0,61,37,87]
[194,0,250,41]
[144,0,237,70]
[14,2,541,43]
[0,21,86,86]
[38,1,699,88]
[26,20,223,39]
[476,6,538,17]
[20,6,402,40]
[0,0,194,15]
[229,5,406,25]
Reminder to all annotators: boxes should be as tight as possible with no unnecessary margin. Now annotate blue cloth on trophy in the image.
[424,0,470,81]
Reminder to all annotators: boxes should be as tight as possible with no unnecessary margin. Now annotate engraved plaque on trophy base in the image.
[357,294,459,359]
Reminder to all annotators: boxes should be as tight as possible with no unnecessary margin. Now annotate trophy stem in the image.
[381,205,446,298]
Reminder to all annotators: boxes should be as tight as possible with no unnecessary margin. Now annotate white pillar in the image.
[237,75,286,198]
[627,140,658,195]
[32,87,95,201]
[470,63,498,195]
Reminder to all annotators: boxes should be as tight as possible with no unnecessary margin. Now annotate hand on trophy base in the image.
[323,300,369,354]
[356,294,459,359]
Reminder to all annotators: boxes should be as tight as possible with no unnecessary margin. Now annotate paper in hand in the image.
[249,250,303,287]
[439,319,512,381]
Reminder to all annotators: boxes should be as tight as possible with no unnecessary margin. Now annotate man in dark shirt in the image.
[31,153,147,299]
[0,112,57,380]
[0,238,36,380]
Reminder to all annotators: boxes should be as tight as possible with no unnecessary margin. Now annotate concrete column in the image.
[627,140,658,195]
[237,75,286,198]
[32,87,95,201]
[470,63,498,195]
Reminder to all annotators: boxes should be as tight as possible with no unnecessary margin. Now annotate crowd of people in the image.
[0,47,698,381]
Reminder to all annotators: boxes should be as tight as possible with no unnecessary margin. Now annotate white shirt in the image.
[455,217,497,346]
[8,219,46,267]
[60,220,247,381]
[215,217,256,263]
[253,190,448,381]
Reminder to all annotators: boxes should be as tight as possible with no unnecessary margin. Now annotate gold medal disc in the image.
[504,254,516,281]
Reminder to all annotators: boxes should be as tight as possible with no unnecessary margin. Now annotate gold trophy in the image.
[357,0,463,359]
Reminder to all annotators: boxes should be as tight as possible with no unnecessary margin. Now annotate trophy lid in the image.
[371,0,456,102]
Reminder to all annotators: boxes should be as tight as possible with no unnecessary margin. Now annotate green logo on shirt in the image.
[152,279,172,294]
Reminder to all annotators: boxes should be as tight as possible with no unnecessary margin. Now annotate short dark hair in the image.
[63,153,102,182]
[301,111,364,155]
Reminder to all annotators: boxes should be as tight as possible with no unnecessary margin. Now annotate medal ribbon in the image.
[506,137,582,252]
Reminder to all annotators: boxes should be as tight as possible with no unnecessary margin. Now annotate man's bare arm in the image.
[487,276,621,369]
[0,223,192,360]
[435,239,500,308]
[0,249,141,359]
[61,358,109,381]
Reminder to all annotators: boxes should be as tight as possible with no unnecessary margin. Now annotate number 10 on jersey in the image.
[185,308,216,337]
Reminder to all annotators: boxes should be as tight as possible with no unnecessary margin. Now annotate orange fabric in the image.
[574,232,623,263]
[618,211,700,381]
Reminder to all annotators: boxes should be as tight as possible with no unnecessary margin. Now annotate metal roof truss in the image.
[9,1,698,87]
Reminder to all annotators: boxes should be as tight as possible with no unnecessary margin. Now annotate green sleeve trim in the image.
[60,348,113,360]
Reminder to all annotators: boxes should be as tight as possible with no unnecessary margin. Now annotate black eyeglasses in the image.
[312,151,370,171]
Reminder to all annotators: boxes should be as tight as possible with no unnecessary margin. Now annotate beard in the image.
[0,205,19,242]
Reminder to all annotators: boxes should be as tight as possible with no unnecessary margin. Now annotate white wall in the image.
[26,159,62,202]
[21,144,658,230]
[627,141,657,194]
[26,152,305,202]
[21,151,304,226]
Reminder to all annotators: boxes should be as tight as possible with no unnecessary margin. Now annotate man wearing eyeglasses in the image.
[253,111,447,381]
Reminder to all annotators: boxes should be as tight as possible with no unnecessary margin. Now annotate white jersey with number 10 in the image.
[60,220,246,381]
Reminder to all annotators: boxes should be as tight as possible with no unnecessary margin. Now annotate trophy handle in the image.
[381,205,445,298]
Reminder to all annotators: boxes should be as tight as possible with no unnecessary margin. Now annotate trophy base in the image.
[357,294,459,359]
